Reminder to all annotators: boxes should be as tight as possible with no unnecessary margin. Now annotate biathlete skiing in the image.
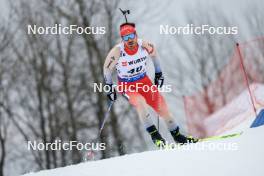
[103,9,198,147]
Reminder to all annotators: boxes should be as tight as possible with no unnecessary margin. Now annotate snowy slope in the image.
[23,126,264,176]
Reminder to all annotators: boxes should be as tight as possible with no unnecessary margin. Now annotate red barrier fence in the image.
[184,37,264,137]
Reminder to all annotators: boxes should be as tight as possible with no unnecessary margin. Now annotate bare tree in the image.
[243,4,264,82]
[0,114,7,176]
[169,6,236,96]
[162,5,238,136]
[0,19,12,176]
[0,0,148,174]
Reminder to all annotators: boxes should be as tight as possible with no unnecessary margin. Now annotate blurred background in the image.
[0,0,263,175]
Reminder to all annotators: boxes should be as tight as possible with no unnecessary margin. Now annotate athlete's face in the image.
[122,33,138,49]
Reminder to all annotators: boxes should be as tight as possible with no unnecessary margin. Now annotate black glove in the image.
[154,72,164,88]
[106,84,117,101]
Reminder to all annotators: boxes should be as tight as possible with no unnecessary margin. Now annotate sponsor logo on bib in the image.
[128,56,147,65]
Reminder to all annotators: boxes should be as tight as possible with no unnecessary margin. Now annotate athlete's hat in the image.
[120,23,136,36]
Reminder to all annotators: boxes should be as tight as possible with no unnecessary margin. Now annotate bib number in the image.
[127,66,143,74]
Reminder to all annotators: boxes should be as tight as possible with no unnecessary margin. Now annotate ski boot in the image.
[170,127,198,144]
[147,125,166,148]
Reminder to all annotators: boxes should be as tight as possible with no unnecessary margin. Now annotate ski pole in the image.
[157,84,160,131]
[85,100,114,161]
[98,100,114,136]
[85,92,129,161]
[98,92,129,136]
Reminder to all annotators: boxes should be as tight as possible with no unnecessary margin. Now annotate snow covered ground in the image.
[22,84,264,176]
[23,125,264,176]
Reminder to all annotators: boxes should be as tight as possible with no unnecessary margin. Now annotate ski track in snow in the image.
[23,125,264,176]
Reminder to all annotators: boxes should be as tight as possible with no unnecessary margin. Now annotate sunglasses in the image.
[122,33,136,41]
